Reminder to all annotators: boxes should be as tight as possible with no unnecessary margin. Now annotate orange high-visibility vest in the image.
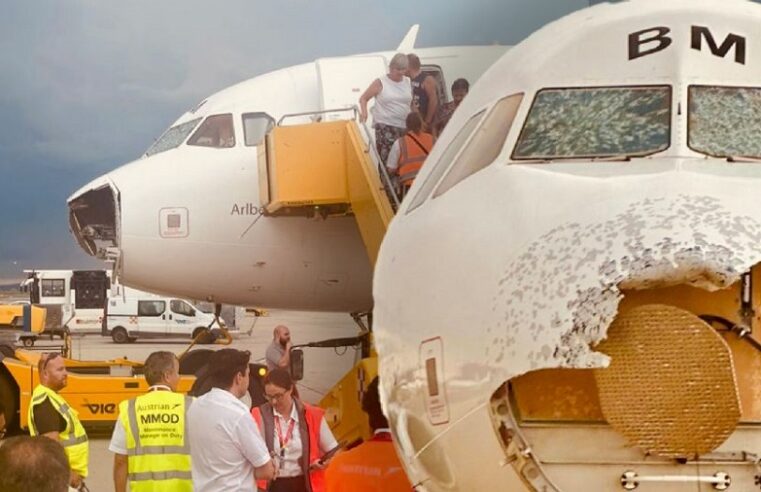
[325,432,412,492]
[251,401,326,492]
[397,132,433,187]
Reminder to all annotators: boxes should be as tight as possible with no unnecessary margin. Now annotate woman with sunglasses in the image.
[251,369,339,492]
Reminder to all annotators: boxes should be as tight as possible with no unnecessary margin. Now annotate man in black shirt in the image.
[407,53,439,132]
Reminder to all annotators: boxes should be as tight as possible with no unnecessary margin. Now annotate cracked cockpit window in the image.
[145,117,202,157]
[513,86,671,160]
[689,86,761,159]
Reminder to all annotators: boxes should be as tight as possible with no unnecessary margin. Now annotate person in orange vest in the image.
[325,377,413,492]
[386,112,434,196]
[251,368,339,492]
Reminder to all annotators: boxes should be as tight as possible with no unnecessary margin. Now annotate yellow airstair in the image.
[259,112,399,446]
[261,116,396,266]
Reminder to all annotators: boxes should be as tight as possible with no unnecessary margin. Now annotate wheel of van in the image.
[192,327,213,345]
[111,327,129,344]
[21,338,34,348]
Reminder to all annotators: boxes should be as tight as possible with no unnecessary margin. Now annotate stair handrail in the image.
[277,107,358,126]
[355,116,401,210]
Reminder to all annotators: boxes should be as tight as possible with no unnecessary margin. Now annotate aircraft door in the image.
[316,56,387,123]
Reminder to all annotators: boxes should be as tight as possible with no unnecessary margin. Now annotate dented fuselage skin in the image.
[375,1,761,490]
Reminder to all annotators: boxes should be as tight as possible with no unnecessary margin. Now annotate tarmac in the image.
[32,309,361,491]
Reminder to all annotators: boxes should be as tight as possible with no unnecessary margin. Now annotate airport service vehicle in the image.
[0,328,266,436]
[67,3,761,489]
[22,270,109,337]
[105,287,224,343]
[0,304,46,347]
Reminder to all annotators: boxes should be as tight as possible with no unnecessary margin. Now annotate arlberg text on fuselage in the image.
[67,43,507,311]
[373,0,761,490]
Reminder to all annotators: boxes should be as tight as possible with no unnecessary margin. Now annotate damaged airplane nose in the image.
[67,176,120,260]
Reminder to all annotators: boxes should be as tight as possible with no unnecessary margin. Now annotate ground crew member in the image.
[28,352,89,490]
[386,112,434,195]
[325,377,413,492]
[252,368,339,492]
[109,351,192,492]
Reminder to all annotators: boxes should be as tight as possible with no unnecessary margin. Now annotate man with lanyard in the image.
[386,112,434,196]
[407,53,439,131]
[28,352,89,490]
[325,377,412,491]
[251,368,339,492]
[110,351,193,492]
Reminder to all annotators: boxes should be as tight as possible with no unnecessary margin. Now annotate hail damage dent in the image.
[491,195,761,379]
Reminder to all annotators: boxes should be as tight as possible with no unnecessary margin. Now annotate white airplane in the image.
[68,0,761,489]
[67,31,507,312]
[374,0,761,490]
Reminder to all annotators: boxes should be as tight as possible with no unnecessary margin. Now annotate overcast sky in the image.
[0,0,596,282]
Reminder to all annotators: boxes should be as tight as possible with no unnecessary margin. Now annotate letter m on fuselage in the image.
[691,26,746,64]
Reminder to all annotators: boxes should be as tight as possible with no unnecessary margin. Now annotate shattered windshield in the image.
[689,86,761,159]
[513,86,671,160]
[145,117,202,157]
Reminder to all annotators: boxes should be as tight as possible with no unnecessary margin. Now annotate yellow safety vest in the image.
[28,384,89,477]
[119,390,193,492]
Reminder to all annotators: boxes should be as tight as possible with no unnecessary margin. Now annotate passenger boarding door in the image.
[316,56,387,124]
[168,300,197,337]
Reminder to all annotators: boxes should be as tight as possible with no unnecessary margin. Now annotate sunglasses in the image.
[39,352,62,372]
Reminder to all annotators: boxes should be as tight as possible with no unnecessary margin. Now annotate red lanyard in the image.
[275,415,296,457]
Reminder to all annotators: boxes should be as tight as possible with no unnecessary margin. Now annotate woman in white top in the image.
[359,53,413,165]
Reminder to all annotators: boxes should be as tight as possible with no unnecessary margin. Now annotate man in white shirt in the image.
[187,349,276,492]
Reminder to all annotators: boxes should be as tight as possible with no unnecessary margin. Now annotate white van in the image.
[105,292,223,343]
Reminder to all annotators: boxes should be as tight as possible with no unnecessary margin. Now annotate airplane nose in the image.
[67,175,120,260]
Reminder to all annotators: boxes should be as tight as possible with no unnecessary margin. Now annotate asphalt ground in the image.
[29,309,362,492]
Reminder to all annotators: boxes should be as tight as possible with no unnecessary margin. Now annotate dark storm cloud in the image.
[0,0,588,279]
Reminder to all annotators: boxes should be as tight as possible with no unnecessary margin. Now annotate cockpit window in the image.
[689,85,761,159]
[188,114,236,148]
[513,86,671,160]
[406,110,486,213]
[433,93,523,198]
[242,113,275,146]
[145,117,202,157]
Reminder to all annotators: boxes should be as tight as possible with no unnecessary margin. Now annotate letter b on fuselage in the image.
[628,25,746,65]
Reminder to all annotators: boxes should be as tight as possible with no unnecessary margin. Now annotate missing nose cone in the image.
[68,177,120,259]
